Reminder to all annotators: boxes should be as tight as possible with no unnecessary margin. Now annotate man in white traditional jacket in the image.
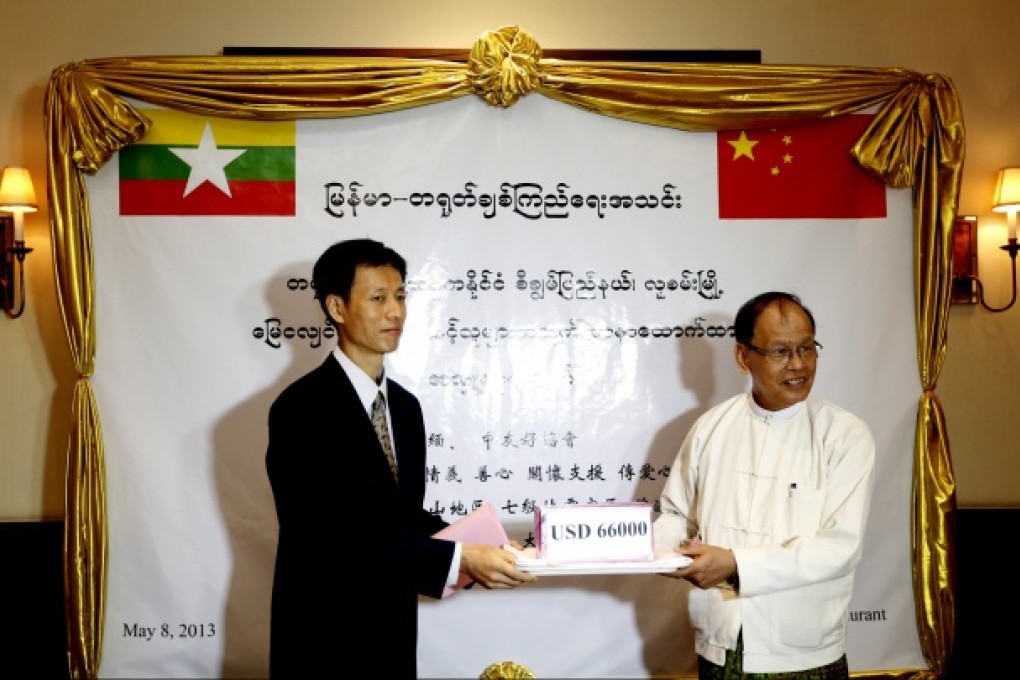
[655,291,875,679]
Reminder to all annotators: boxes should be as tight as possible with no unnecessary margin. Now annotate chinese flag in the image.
[717,114,886,219]
[119,109,295,216]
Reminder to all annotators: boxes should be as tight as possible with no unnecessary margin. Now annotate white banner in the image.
[87,94,923,677]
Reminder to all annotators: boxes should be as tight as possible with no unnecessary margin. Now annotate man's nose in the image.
[386,298,405,317]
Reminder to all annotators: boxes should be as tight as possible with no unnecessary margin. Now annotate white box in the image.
[534,503,654,564]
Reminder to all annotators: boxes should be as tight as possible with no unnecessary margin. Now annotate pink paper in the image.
[433,503,509,598]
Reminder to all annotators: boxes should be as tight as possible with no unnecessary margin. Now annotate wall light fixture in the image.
[0,166,38,319]
[952,168,1020,312]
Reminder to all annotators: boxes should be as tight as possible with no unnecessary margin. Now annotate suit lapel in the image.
[323,356,400,489]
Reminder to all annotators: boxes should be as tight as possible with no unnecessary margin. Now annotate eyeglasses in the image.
[744,340,823,364]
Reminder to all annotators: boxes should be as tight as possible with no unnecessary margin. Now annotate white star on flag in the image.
[169,123,246,197]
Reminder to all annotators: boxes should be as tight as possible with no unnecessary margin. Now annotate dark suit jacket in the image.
[266,354,452,678]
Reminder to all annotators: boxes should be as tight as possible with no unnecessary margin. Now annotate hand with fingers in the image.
[460,543,538,589]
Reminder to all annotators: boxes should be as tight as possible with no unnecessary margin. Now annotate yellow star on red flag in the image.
[727,131,758,160]
[716,114,887,219]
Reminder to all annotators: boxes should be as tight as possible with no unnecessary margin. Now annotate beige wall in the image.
[2,1,1017,519]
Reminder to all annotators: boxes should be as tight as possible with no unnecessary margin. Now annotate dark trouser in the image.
[698,631,849,680]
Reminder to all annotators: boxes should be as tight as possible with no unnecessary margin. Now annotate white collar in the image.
[747,392,805,422]
[332,347,388,414]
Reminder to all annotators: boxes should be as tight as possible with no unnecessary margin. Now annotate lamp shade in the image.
[0,167,38,213]
[992,167,1020,212]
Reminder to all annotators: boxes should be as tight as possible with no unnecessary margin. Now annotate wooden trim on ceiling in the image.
[221,47,762,63]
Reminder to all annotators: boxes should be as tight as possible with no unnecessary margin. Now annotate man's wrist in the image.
[725,551,739,590]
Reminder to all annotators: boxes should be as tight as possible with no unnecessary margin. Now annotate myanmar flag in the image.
[119,109,295,216]
[717,114,886,219]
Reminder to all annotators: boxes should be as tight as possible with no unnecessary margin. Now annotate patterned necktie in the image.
[371,392,399,481]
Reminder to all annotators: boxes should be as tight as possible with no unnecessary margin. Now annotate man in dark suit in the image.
[265,238,535,678]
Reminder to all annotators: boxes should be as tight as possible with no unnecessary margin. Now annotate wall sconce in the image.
[0,166,38,319]
[952,168,1020,312]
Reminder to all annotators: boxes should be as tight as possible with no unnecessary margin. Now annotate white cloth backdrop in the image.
[86,94,924,678]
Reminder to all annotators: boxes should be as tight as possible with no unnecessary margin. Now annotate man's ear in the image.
[734,343,750,375]
[326,294,345,326]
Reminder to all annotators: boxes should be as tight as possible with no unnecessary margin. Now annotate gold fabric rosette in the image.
[480,660,537,679]
[468,25,543,107]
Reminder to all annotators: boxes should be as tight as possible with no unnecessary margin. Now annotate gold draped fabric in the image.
[44,25,960,680]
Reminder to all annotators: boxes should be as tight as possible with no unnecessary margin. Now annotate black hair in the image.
[311,238,407,319]
[732,291,816,344]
